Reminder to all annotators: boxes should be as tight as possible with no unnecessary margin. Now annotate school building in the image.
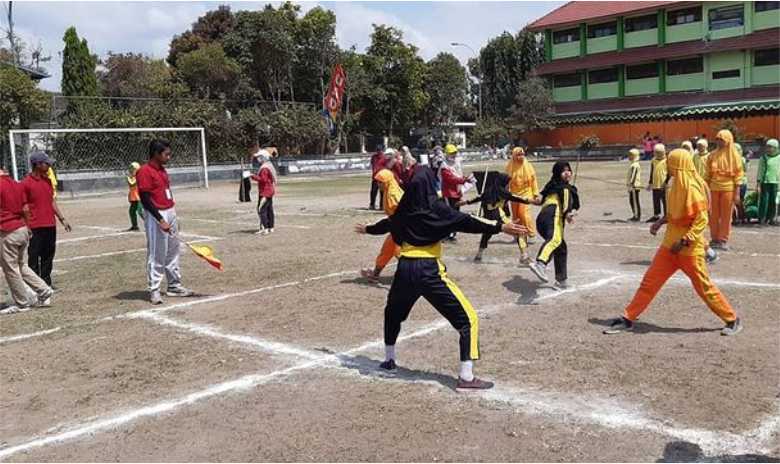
[526,1,780,148]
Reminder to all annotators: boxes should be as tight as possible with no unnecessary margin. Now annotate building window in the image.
[708,5,744,30]
[587,21,617,39]
[588,68,618,84]
[553,28,579,44]
[712,69,741,79]
[625,14,658,33]
[667,57,704,76]
[755,48,780,66]
[553,73,581,88]
[667,7,702,26]
[626,63,659,80]
[755,2,780,12]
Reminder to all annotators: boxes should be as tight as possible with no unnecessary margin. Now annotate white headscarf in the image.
[257,149,277,184]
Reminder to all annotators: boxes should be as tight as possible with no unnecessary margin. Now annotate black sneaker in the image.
[645,216,659,223]
[721,318,743,336]
[456,377,494,390]
[379,359,397,371]
[603,317,634,334]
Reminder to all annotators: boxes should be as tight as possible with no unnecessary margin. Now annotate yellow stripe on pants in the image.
[538,211,563,263]
[437,260,479,360]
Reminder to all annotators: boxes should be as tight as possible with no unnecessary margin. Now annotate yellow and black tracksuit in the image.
[465,195,527,252]
[536,187,578,283]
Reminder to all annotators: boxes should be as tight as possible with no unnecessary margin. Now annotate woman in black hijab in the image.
[458,172,532,263]
[355,165,526,390]
[527,161,580,287]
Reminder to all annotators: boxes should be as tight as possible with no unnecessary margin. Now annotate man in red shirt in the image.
[22,152,71,288]
[369,145,385,210]
[250,147,277,235]
[137,139,192,305]
[0,168,53,314]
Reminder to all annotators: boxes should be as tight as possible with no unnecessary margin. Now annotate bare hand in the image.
[501,222,528,237]
[61,219,72,232]
[159,220,172,233]
[354,223,368,234]
[646,185,652,192]
[455,200,466,208]
[670,240,685,254]
[565,213,575,224]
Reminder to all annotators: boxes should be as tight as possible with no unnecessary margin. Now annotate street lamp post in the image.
[451,42,482,120]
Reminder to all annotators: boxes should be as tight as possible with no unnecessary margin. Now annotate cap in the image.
[30,151,55,166]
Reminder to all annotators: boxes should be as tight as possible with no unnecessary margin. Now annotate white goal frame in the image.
[7,127,209,188]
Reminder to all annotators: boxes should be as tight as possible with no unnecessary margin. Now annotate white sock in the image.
[385,345,395,361]
[459,360,474,381]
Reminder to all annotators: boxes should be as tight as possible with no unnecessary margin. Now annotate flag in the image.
[186,243,224,271]
[323,64,346,120]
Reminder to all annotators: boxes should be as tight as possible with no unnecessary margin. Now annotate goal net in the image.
[6,127,209,195]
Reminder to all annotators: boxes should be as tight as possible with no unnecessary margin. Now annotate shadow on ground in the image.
[340,275,393,288]
[589,318,721,335]
[621,259,652,266]
[502,275,557,305]
[113,291,151,302]
[657,440,780,463]
[333,353,458,391]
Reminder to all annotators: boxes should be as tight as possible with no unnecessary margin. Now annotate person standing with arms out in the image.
[0,168,53,314]
[704,130,743,251]
[757,139,780,226]
[369,145,385,210]
[251,148,277,236]
[137,139,192,305]
[440,144,475,241]
[646,144,668,223]
[355,164,527,389]
[22,152,71,288]
[505,147,540,242]
[626,148,642,221]
[127,162,143,231]
[604,149,742,336]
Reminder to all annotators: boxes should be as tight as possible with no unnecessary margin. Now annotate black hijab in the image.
[480,172,513,206]
[389,166,466,246]
[540,161,580,212]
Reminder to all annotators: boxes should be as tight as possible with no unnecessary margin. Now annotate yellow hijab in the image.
[666,149,709,227]
[707,129,741,178]
[505,147,537,193]
[374,168,403,216]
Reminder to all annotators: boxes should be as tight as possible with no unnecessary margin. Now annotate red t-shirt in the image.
[0,175,26,232]
[251,166,276,198]
[371,152,385,176]
[440,167,467,199]
[136,162,175,210]
[22,175,56,229]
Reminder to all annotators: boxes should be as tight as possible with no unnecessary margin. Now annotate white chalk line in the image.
[53,237,220,264]
[581,222,780,237]
[0,327,62,345]
[572,241,780,259]
[58,231,135,245]
[78,224,222,241]
[189,217,312,230]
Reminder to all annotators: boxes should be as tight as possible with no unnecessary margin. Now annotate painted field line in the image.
[189,217,312,230]
[0,327,62,345]
[78,224,222,241]
[572,241,780,259]
[53,237,220,264]
[232,210,357,219]
[581,223,780,237]
[0,275,617,458]
[58,231,135,245]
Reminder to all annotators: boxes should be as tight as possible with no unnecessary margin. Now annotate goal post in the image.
[6,127,209,193]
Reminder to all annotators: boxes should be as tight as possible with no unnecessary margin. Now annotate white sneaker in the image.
[37,288,54,307]
[0,305,32,315]
[166,286,193,297]
[529,261,549,283]
[269,228,274,233]
[255,229,269,236]
[150,290,163,305]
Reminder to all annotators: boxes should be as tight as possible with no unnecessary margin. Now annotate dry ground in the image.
[1,160,778,462]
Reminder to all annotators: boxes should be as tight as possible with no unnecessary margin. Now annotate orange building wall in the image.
[528,114,780,148]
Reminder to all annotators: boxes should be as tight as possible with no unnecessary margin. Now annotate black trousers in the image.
[536,205,567,282]
[385,257,479,361]
[652,189,666,217]
[370,180,383,209]
[446,197,461,239]
[29,226,56,286]
[478,207,524,252]
[629,189,641,219]
[258,196,274,229]
[239,177,252,202]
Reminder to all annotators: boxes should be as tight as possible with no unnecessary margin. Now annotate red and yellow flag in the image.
[323,64,346,120]
[187,243,224,271]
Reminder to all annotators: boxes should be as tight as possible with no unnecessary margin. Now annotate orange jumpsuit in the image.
[374,169,403,269]
[623,149,737,324]
[505,151,539,237]
[704,130,743,244]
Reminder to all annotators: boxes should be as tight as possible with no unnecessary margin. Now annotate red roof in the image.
[536,28,780,75]
[529,1,682,30]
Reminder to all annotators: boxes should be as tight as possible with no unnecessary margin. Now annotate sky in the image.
[5,1,564,92]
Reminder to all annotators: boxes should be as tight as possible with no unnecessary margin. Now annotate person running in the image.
[0,168,53,314]
[460,172,531,263]
[505,147,540,242]
[646,143,668,223]
[604,149,742,336]
[369,145,385,210]
[528,161,580,288]
[127,162,143,231]
[626,148,642,222]
[137,139,192,305]
[355,164,527,389]
[440,144,475,241]
[22,152,72,288]
[704,130,743,251]
[757,139,779,225]
[252,149,277,236]
[361,149,404,283]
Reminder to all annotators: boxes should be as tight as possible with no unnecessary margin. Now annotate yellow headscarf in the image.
[374,168,403,216]
[666,149,709,227]
[707,129,741,178]
[505,147,538,195]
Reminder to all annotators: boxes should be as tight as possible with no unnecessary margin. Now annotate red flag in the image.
[324,64,346,120]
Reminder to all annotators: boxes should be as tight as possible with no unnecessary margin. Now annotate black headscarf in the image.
[480,172,513,206]
[540,161,580,212]
[389,166,467,246]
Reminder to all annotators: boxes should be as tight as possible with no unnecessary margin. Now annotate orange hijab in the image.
[666,149,709,227]
[707,129,741,179]
[504,147,536,193]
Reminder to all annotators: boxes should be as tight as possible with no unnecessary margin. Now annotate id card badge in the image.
[165,188,173,200]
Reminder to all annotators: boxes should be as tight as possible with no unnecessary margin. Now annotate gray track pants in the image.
[143,207,182,292]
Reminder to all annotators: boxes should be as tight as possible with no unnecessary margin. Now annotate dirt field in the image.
[1,160,778,462]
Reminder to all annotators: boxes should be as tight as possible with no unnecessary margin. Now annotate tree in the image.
[176,43,240,99]
[0,64,49,166]
[167,5,235,66]
[470,117,509,147]
[423,52,468,128]
[99,53,185,99]
[61,26,97,97]
[508,76,554,134]
[293,6,338,104]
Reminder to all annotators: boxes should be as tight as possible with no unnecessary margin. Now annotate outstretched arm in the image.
[355,218,391,236]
